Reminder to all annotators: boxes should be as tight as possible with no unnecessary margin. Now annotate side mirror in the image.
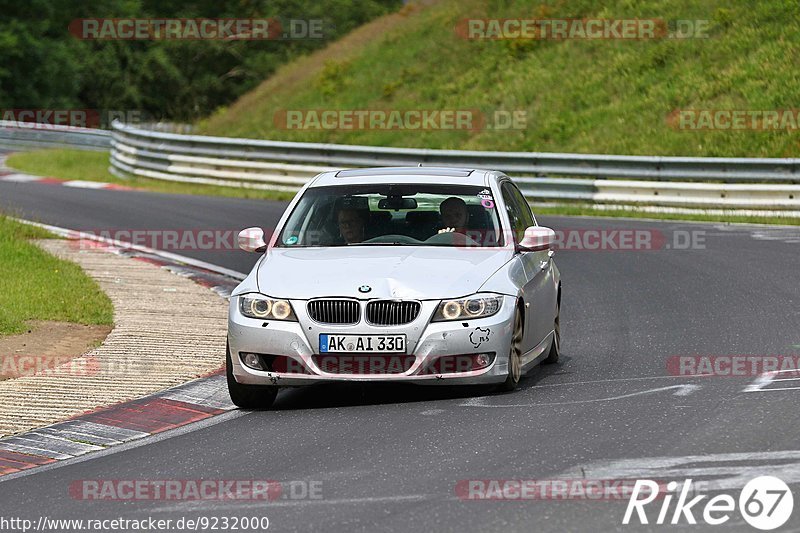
[518,226,556,252]
[238,227,267,253]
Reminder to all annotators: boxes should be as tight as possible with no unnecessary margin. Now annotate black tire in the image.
[543,304,561,364]
[499,308,524,392]
[226,343,278,409]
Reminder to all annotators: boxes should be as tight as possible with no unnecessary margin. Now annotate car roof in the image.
[308,167,497,188]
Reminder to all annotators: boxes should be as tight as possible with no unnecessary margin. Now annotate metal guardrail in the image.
[110,122,800,182]
[0,121,111,151]
[3,120,800,210]
[109,121,800,209]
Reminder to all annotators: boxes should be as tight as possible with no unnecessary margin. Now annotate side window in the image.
[509,182,535,229]
[501,182,525,243]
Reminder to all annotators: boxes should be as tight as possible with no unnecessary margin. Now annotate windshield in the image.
[277,184,505,247]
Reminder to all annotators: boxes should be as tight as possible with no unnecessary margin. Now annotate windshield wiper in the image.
[348,242,409,246]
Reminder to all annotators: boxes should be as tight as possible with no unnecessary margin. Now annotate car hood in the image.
[256,246,513,300]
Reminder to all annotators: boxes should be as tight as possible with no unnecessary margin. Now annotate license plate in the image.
[320,334,406,353]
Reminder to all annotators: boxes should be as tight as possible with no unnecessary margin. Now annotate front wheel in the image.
[498,309,523,392]
[226,343,278,409]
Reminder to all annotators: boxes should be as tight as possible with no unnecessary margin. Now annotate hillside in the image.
[199,0,800,157]
[0,0,401,122]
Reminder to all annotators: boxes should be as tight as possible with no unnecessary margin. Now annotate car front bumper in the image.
[227,295,516,387]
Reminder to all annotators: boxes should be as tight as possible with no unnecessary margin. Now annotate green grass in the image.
[0,216,113,336]
[6,150,112,183]
[5,149,296,202]
[199,0,800,158]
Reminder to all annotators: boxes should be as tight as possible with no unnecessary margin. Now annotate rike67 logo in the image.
[624,476,794,530]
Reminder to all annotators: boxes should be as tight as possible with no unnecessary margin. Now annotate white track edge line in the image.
[10,217,247,281]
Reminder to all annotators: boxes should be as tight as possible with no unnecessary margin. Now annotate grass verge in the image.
[0,216,114,336]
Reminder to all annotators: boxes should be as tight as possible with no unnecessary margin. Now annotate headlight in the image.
[432,294,503,321]
[239,294,297,321]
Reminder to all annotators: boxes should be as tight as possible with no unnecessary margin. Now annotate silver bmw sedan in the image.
[227,167,561,408]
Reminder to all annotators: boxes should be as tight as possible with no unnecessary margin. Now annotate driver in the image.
[438,197,469,234]
[337,207,367,244]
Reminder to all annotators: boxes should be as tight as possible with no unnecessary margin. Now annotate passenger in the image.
[438,197,469,234]
[337,207,367,244]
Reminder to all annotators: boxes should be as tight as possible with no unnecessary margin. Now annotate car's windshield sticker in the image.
[285,235,299,245]
[478,189,495,209]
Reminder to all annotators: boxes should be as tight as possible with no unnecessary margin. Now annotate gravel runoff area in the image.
[0,239,228,437]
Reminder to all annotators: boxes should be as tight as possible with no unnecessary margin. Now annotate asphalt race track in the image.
[2,179,800,532]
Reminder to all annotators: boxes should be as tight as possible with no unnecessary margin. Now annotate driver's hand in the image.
[438,227,455,234]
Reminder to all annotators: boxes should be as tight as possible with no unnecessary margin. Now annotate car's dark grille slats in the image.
[366,300,420,326]
[307,299,360,325]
